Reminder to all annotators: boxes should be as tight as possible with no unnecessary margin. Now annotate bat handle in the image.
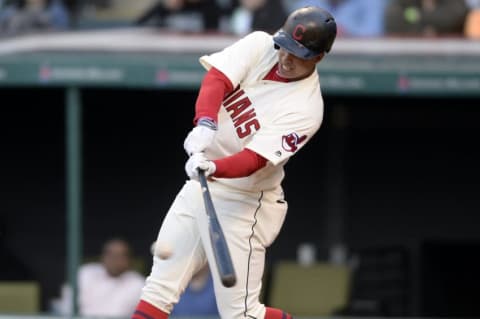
[198,168,207,186]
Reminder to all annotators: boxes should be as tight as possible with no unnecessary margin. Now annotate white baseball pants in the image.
[141,180,287,319]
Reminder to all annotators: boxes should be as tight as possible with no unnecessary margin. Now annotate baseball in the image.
[154,241,173,260]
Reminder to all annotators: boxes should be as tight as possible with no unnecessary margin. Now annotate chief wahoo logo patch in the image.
[282,132,307,152]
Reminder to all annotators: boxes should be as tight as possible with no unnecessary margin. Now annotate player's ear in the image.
[314,52,325,63]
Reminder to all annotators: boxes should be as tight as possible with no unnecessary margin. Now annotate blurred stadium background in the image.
[1,0,480,318]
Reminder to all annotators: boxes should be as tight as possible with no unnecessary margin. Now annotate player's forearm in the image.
[213,149,267,178]
[194,67,233,124]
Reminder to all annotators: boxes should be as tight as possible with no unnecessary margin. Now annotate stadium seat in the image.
[0,281,40,314]
[269,262,351,316]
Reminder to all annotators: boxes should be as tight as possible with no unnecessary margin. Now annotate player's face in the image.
[277,48,324,80]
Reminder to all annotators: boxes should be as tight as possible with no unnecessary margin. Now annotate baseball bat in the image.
[198,169,237,288]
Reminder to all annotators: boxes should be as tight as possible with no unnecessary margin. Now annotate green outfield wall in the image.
[0,29,479,96]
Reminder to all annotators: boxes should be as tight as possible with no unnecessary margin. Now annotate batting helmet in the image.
[273,6,337,59]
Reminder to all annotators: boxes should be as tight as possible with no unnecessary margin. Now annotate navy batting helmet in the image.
[273,6,337,59]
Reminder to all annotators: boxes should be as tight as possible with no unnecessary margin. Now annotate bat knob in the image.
[222,275,237,288]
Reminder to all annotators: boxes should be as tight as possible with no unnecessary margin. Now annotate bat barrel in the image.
[198,169,237,288]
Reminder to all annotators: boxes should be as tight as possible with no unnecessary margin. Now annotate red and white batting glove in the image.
[183,117,217,155]
[185,153,216,181]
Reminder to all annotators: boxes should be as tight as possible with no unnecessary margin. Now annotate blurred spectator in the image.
[0,0,69,37]
[465,0,480,38]
[79,0,157,27]
[466,0,480,8]
[290,0,388,37]
[385,0,469,37]
[52,238,145,317]
[170,264,218,317]
[136,0,225,32]
[230,0,287,35]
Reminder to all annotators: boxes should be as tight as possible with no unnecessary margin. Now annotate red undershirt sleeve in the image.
[213,149,268,178]
[196,69,266,178]
[194,67,234,124]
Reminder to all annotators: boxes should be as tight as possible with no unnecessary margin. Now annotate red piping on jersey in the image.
[194,67,234,124]
[213,149,268,178]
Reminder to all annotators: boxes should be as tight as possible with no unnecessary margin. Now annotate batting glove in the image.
[183,117,217,155]
[185,153,216,181]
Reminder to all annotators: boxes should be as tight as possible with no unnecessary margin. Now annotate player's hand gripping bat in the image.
[198,169,237,288]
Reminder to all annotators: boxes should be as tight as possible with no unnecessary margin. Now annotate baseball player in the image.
[132,6,337,319]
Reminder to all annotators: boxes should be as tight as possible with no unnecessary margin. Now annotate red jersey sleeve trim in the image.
[194,67,234,124]
[213,149,268,178]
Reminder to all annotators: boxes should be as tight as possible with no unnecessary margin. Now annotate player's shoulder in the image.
[303,87,324,119]
[247,31,273,40]
[241,31,274,47]
[293,74,323,108]
[278,87,324,125]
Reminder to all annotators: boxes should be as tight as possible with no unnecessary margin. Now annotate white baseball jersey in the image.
[141,31,327,319]
[200,31,324,192]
